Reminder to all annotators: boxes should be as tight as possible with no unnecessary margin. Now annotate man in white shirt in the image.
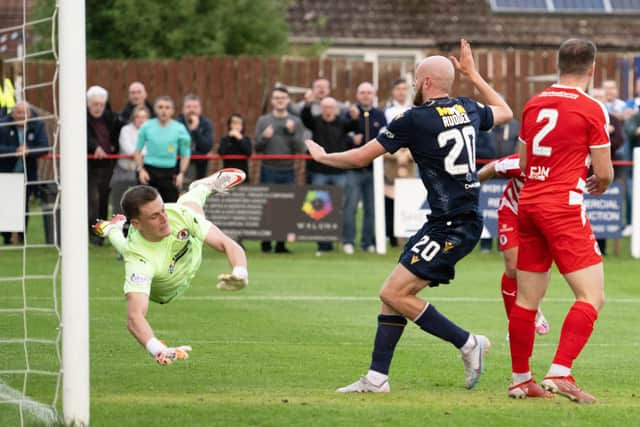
[384,79,412,124]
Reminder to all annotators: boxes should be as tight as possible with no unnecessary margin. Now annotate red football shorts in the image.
[517,204,602,274]
[497,207,519,251]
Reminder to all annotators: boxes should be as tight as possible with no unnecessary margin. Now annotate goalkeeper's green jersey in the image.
[122,203,211,304]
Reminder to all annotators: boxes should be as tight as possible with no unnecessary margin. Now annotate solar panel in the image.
[491,0,640,12]
[553,0,606,11]
[610,0,640,12]
[490,0,548,12]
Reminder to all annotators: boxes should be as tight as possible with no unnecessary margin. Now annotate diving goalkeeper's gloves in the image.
[93,214,126,237]
[216,266,248,291]
[146,337,192,366]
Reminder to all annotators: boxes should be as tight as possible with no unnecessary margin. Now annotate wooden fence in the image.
[19,49,637,142]
[14,49,635,182]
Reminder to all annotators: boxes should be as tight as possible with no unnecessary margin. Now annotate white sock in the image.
[547,363,571,378]
[366,370,388,386]
[460,334,477,354]
[512,372,532,385]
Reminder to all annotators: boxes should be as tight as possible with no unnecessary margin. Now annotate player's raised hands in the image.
[305,139,327,161]
[450,38,478,79]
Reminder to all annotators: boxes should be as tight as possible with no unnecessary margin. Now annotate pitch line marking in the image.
[5,295,640,303]
[83,295,640,303]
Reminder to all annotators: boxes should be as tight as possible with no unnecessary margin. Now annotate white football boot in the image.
[460,334,491,389]
[336,376,390,393]
[189,168,246,194]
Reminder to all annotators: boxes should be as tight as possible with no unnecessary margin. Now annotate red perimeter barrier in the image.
[41,153,634,166]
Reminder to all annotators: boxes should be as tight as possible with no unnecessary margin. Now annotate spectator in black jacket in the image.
[218,113,252,175]
[177,94,214,182]
[87,85,120,245]
[301,95,359,254]
[343,82,387,254]
[0,101,49,244]
[119,81,154,123]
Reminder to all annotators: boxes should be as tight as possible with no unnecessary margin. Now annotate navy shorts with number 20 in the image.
[399,214,482,287]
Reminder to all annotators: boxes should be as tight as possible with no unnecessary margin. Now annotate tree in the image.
[34,0,289,58]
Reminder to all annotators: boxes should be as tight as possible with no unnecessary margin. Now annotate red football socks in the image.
[552,301,598,368]
[501,273,518,316]
[509,304,537,373]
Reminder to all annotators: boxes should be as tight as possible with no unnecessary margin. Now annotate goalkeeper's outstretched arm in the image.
[107,228,128,255]
[126,292,191,365]
[204,223,249,291]
[126,292,154,347]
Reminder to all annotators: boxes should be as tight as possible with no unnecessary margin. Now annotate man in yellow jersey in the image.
[94,168,247,365]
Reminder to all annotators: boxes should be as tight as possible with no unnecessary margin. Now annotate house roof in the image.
[287,0,640,51]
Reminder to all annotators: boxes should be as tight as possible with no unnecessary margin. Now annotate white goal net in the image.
[1,0,89,425]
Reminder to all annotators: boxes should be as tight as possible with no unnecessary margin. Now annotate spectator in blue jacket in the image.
[343,82,387,254]
[0,101,49,244]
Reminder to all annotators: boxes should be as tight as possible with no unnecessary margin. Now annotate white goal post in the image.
[59,0,90,425]
[632,147,640,259]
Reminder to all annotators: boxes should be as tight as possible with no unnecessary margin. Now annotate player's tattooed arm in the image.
[450,38,513,125]
[305,138,387,169]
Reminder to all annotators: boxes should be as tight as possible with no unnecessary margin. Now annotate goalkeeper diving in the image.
[94,168,248,365]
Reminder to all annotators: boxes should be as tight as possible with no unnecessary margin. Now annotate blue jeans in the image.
[260,165,295,184]
[343,169,374,248]
[310,172,347,251]
[310,172,347,187]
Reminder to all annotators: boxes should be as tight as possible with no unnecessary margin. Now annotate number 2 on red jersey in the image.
[532,108,558,157]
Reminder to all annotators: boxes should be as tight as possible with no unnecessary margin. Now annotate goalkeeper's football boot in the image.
[535,310,550,335]
[541,375,596,404]
[460,334,491,389]
[508,379,554,399]
[93,214,126,237]
[189,168,246,194]
[336,376,390,393]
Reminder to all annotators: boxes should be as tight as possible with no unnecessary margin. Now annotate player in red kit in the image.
[478,154,550,336]
[507,39,613,402]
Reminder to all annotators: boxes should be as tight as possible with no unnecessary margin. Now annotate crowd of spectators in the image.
[2,76,638,253]
[77,78,416,254]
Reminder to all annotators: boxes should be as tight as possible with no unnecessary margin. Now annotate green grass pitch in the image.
[1,232,640,426]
